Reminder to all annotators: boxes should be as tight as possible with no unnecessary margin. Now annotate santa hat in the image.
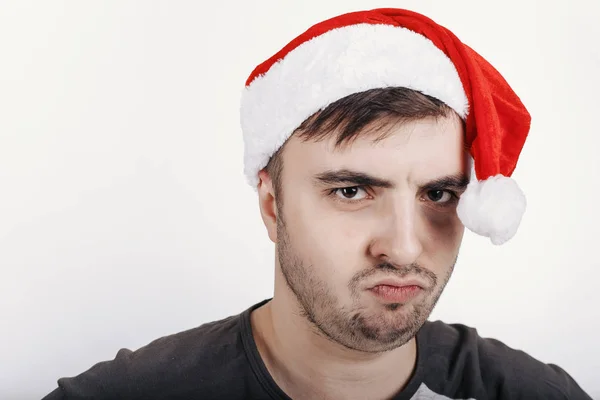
[239,8,531,245]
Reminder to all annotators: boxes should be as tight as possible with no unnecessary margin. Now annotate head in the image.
[257,87,470,353]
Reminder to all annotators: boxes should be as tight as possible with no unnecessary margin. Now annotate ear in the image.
[257,169,278,243]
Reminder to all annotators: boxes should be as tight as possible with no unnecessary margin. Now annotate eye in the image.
[426,189,454,203]
[333,186,368,200]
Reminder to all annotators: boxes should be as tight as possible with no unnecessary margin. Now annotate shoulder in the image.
[125,311,249,373]
[136,311,246,361]
[45,309,253,400]
[419,320,591,400]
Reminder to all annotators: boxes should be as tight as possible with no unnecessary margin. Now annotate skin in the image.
[252,113,470,400]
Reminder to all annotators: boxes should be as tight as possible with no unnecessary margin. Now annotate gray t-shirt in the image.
[42,299,591,399]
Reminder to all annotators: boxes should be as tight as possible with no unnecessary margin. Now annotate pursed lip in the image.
[367,277,427,290]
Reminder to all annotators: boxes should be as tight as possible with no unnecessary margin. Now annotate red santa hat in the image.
[239,8,531,245]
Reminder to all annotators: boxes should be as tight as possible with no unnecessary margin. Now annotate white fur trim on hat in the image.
[457,175,527,245]
[240,23,469,187]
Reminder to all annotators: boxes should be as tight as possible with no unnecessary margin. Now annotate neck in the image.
[251,273,418,400]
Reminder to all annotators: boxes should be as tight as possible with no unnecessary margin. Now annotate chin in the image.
[347,303,426,349]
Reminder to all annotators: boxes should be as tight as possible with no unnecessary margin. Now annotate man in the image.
[43,8,592,400]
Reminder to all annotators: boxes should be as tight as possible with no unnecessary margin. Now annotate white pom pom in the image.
[456,175,526,245]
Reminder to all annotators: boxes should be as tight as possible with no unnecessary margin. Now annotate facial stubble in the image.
[276,213,456,353]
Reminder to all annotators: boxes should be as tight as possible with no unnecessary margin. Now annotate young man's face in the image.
[271,114,469,353]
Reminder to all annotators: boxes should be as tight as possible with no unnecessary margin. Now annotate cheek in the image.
[420,209,464,260]
[284,200,367,278]
[425,208,462,233]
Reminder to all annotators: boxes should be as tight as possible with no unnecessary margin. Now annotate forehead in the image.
[282,115,467,183]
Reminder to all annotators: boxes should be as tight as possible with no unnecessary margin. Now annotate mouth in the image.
[366,278,427,304]
[368,277,426,290]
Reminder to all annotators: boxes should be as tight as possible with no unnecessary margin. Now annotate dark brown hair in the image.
[266,87,455,198]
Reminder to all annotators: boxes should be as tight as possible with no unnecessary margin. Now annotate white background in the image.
[1,1,598,398]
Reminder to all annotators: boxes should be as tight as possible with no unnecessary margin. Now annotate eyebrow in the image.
[314,169,395,188]
[313,169,470,191]
[422,174,470,191]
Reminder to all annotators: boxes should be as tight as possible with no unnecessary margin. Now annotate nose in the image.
[368,196,423,266]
